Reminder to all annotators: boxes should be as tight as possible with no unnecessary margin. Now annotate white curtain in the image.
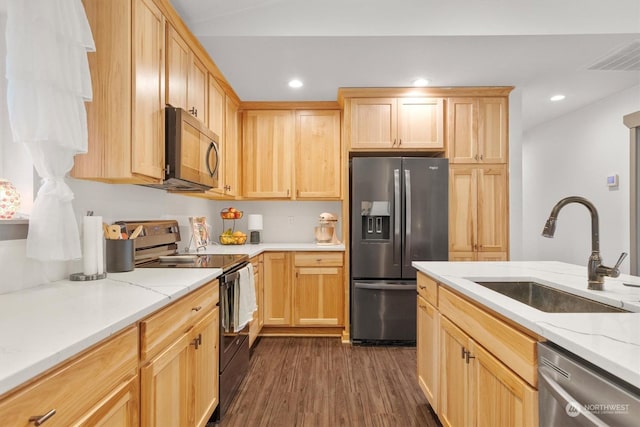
[5,0,94,261]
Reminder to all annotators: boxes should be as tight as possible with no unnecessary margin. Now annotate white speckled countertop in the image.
[412,261,640,389]
[187,242,345,258]
[0,242,344,397]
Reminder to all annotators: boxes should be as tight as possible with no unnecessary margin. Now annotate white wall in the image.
[522,84,640,273]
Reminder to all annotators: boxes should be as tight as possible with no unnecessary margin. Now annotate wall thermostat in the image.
[607,174,619,187]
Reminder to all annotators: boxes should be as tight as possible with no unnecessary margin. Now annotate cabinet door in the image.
[472,343,538,427]
[293,266,344,326]
[77,376,139,427]
[263,252,292,325]
[295,110,341,199]
[449,252,477,261]
[478,98,508,164]
[350,98,397,149]
[208,75,225,140]
[166,24,189,110]
[477,165,508,253]
[132,0,165,180]
[223,96,241,196]
[397,97,444,149]
[417,296,439,411]
[449,166,477,253]
[439,316,472,427]
[188,54,207,121]
[192,309,219,427]
[448,98,477,163]
[243,111,294,198]
[141,333,191,427]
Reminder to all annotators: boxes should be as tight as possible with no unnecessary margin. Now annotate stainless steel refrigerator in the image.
[350,157,448,343]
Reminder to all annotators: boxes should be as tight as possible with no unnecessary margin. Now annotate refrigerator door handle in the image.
[394,169,401,265]
[354,282,417,291]
[404,169,412,266]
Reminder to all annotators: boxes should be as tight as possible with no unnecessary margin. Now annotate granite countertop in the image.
[412,260,640,389]
[0,268,222,397]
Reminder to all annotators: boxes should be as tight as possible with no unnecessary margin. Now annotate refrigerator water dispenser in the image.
[361,201,390,240]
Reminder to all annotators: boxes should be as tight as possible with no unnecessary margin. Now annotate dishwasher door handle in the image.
[538,368,608,427]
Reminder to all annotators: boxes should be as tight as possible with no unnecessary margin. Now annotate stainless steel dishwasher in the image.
[538,342,640,426]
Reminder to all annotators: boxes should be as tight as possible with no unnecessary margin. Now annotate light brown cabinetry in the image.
[349,97,444,150]
[293,252,344,326]
[416,272,538,427]
[73,0,165,183]
[449,164,508,261]
[416,274,439,412]
[295,110,342,198]
[166,24,207,121]
[248,254,264,346]
[263,251,344,327]
[448,97,508,164]
[0,327,139,426]
[140,281,219,427]
[242,109,341,199]
[243,110,295,198]
[221,95,242,197]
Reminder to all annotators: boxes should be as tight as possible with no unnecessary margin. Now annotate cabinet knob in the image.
[465,352,475,364]
[474,154,479,161]
[192,306,202,312]
[189,107,198,117]
[29,409,56,426]
[191,333,203,350]
[461,347,467,359]
[398,138,402,146]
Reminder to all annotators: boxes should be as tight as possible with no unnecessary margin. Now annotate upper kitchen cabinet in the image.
[347,97,444,150]
[73,0,165,183]
[448,97,508,164]
[221,95,242,197]
[242,110,294,198]
[242,107,342,199]
[166,24,207,122]
[295,110,342,199]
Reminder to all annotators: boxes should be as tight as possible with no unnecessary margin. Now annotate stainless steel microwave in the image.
[146,106,220,192]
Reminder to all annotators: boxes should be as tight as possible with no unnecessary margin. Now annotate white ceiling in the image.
[169,0,640,131]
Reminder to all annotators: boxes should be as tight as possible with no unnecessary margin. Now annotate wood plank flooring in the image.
[217,337,441,427]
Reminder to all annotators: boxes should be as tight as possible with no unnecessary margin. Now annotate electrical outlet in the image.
[288,216,295,224]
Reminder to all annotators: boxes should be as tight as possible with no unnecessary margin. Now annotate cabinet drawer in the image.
[439,286,537,387]
[140,280,219,361]
[0,327,138,427]
[417,273,438,306]
[294,252,343,267]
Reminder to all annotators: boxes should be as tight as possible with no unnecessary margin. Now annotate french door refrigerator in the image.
[350,157,448,343]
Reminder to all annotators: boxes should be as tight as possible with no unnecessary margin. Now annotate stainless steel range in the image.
[116,220,250,422]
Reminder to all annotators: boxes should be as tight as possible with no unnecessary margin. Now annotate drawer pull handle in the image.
[418,285,426,289]
[29,409,56,425]
[192,306,202,312]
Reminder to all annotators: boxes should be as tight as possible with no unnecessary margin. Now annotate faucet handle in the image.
[607,252,628,278]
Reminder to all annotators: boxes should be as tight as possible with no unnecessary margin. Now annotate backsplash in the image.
[0,178,342,294]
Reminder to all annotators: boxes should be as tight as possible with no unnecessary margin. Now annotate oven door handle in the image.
[538,367,608,427]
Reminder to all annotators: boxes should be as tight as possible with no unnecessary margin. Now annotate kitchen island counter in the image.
[413,260,640,389]
[0,268,222,397]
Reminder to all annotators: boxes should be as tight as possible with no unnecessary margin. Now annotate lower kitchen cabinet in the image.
[417,295,439,412]
[0,327,139,427]
[248,254,264,346]
[416,272,538,427]
[140,280,220,427]
[263,251,345,328]
[263,252,292,325]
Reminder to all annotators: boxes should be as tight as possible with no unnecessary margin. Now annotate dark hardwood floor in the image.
[217,337,441,427]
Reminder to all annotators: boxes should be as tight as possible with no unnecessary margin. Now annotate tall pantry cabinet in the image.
[447,95,510,261]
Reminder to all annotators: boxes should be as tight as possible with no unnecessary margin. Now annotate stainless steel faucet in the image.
[542,196,627,290]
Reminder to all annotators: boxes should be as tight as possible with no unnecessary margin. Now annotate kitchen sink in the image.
[473,281,631,313]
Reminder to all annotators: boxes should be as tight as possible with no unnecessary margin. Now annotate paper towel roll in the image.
[83,216,101,275]
[95,216,104,274]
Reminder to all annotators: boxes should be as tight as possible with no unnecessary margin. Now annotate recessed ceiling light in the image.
[550,94,566,102]
[288,79,303,88]
[413,78,430,87]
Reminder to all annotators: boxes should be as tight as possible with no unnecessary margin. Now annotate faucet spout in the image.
[541,196,625,290]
